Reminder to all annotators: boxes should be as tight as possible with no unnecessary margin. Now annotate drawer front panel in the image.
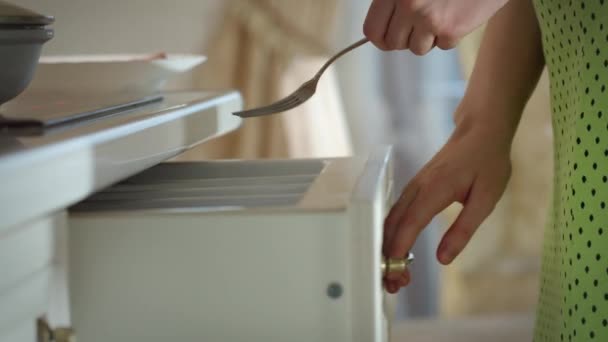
[69,214,351,342]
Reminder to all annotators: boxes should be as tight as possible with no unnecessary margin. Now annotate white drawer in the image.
[68,147,394,342]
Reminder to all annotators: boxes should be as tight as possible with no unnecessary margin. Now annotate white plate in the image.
[27,53,207,95]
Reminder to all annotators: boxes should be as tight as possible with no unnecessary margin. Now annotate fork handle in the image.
[314,38,369,80]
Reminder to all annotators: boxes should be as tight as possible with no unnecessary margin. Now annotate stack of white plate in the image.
[26,53,207,96]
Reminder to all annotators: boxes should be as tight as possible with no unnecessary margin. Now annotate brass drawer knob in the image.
[381,253,414,276]
[37,318,74,342]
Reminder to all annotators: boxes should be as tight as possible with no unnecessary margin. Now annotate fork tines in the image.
[233,95,305,118]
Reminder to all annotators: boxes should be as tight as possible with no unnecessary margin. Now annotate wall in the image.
[18,0,224,54]
[17,0,225,88]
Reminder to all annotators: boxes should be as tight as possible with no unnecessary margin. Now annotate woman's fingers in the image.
[436,35,460,50]
[384,269,410,294]
[396,269,410,287]
[408,27,436,55]
[363,0,397,50]
[384,0,413,50]
[363,0,442,54]
[384,182,419,255]
[364,0,510,54]
[385,280,399,293]
[385,176,463,281]
[437,179,498,265]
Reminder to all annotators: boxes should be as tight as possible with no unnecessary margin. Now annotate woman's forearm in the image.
[458,0,545,143]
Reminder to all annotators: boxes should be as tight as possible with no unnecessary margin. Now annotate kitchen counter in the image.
[0,91,241,229]
[391,314,535,342]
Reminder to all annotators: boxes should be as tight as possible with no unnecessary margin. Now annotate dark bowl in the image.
[0,26,53,105]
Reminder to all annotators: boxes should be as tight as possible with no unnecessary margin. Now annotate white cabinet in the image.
[0,87,398,341]
[67,147,394,342]
[0,214,63,342]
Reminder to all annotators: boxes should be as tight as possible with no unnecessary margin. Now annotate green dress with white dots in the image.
[533,0,608,341]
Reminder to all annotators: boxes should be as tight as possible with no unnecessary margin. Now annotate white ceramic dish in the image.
[26,53,206,95]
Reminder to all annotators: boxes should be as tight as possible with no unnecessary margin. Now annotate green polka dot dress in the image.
[533,0,608,341]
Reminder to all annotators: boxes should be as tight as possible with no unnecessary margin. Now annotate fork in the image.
[233,38,369,118]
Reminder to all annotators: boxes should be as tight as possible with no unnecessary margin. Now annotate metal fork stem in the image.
[313,38,369,80]
[233,37,368,118]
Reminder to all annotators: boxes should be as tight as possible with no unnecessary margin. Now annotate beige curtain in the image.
[174,0,349,161]
[441,28,553,316]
